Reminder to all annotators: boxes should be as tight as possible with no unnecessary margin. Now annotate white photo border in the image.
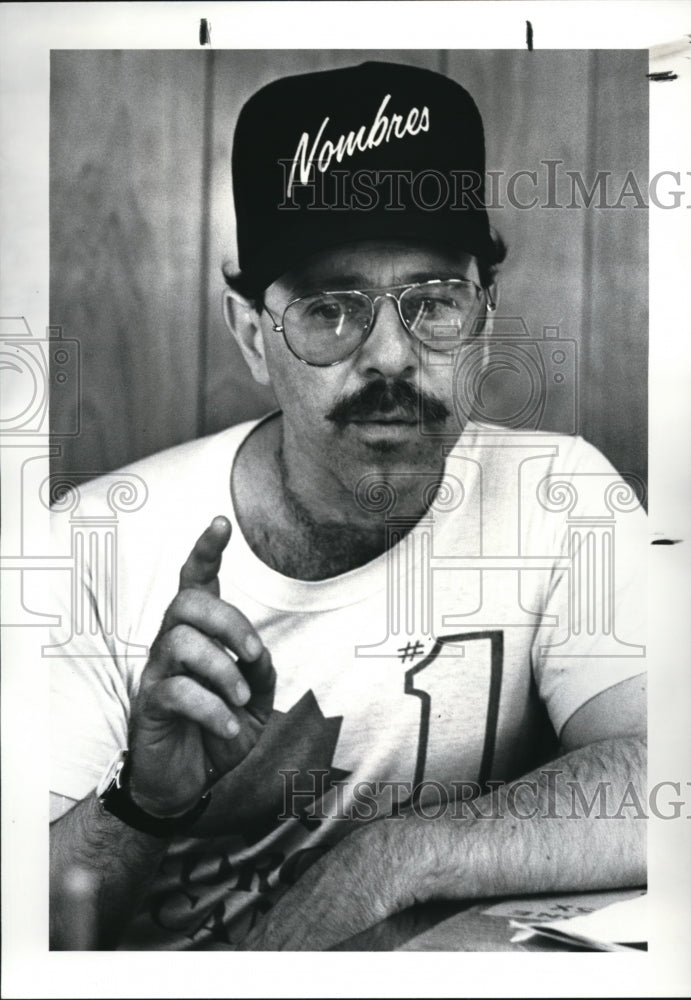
[1,2,690,997]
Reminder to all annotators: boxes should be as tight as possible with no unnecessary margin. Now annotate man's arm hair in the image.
[50,793,169,949]
[396,734,646,907]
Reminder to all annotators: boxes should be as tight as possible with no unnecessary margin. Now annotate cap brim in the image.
[241,211,493,290]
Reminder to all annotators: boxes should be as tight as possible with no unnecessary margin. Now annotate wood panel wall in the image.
[51,51,207,475]
[50,50,647,490]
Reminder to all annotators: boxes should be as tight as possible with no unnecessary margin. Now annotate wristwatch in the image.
[97,750,211,838]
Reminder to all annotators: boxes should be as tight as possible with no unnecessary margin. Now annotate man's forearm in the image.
[241,735,646,950]
[50,794,168,949]
[391,735,646,909]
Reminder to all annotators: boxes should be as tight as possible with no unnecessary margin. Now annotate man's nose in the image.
[354,295,418,379]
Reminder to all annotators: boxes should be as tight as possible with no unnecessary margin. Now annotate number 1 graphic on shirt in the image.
[404,630,503,794]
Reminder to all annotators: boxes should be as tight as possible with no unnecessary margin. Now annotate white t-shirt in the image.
[49,417,647,949]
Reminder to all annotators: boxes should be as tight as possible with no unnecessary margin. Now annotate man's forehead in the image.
[271,240,476,297]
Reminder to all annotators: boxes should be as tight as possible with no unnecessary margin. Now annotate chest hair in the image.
[244,502,390,580]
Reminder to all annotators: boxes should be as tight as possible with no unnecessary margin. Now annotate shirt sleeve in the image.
[530,437,648,738]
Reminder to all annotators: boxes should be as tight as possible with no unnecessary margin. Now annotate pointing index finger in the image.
[179,516,232,594]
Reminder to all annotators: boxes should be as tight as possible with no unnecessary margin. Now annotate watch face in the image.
[96,750,127,798]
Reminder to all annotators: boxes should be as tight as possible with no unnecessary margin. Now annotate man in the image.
[49,61,647,951]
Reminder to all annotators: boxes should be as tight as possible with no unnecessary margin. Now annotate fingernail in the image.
[226,717,240,737]
[235,678,251,705]
[244,634,263,660]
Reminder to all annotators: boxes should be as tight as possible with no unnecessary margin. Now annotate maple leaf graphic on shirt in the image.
[192,689,351,842]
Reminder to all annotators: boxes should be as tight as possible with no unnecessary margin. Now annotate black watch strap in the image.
[98,751,211,838]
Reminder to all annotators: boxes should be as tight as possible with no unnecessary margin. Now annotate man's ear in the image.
[222,288,271,386]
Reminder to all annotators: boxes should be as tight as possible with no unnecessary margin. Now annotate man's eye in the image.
[418,296,455,313]
[306,300,344,322]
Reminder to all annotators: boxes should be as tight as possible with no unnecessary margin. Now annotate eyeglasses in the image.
[262,278,496,367]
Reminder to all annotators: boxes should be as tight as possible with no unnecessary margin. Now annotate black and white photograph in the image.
[1,2,690,997]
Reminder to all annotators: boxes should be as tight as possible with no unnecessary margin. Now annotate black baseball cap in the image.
[232,61,493,290]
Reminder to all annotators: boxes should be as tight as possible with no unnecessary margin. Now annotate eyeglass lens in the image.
[284,292,372,365]
[282,281,484,365]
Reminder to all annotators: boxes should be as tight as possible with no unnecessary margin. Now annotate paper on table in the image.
[510,892,647,951]
[483,888,643,923]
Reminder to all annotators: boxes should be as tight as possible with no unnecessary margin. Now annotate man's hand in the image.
[128,516,275,818]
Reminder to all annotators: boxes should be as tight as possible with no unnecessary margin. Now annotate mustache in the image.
[325,378,450,428]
